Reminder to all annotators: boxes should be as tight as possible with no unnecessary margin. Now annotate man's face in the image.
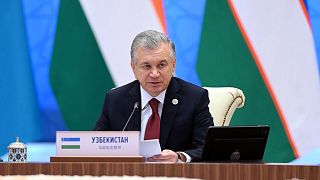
[131,43,176,97]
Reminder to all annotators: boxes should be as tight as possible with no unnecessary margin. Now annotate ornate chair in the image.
[203,87,245,126]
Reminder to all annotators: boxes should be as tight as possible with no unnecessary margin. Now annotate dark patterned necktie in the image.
[144,98,160,140]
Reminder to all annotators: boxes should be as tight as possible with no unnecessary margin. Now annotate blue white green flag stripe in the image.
[60,137,81,149]
[61,138,80,142]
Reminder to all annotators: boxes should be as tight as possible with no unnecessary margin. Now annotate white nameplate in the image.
[56,131,140,156]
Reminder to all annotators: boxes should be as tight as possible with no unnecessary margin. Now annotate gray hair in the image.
[130,30,176,63]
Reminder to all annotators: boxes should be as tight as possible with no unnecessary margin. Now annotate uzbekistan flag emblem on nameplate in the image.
[61,137,80,149]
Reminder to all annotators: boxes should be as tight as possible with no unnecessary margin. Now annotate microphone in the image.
[122,102,139,131]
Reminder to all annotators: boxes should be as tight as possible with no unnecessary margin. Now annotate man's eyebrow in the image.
[139,60,150,64]
[160,59,169,63]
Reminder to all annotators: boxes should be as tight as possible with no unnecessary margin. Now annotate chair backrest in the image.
[203,87,245,126]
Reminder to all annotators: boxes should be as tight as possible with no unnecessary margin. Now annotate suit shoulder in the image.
[107,80,139,96]
[174,77,206,94]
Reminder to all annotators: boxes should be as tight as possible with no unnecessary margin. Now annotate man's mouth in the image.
[149,82,160,85]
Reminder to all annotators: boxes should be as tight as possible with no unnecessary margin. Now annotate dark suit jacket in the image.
[94,77,213,162]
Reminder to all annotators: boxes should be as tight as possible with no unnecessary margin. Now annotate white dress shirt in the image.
[140,86,166,141]
[139,86,191,162]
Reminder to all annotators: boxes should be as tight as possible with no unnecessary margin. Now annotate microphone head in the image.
[134,102,139,109]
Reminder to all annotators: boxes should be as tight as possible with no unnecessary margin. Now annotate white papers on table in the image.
[139,139,161,158]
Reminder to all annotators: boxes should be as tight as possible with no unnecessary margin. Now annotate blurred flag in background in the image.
[1,0,320,163]
[0,0,43,157]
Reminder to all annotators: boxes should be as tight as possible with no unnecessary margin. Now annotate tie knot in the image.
[149,98,159,113]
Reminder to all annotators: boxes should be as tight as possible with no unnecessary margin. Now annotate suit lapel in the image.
[160,78,182,149]
[125,81,141,131]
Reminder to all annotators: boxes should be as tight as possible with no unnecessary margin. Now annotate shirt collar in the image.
[140,86,166,110]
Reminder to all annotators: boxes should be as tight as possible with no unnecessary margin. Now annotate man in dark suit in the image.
[94,30,213,162]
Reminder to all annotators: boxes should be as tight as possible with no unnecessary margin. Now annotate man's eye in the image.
[142,64,150,69]
[159,63,166,68]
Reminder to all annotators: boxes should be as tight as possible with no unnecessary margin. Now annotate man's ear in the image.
[173,59,176,69]
[131,61,135,71]
[131,61,138,79]
[172,59,176,75]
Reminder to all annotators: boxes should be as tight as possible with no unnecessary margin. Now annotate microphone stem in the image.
[122,106,138,131]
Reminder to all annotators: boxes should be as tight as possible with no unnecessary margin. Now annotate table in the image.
[0,162,319,180]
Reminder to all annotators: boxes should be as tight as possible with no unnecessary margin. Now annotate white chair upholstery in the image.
[203,87,245,126]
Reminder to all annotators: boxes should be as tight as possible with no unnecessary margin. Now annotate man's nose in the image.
[150,68,160,77]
